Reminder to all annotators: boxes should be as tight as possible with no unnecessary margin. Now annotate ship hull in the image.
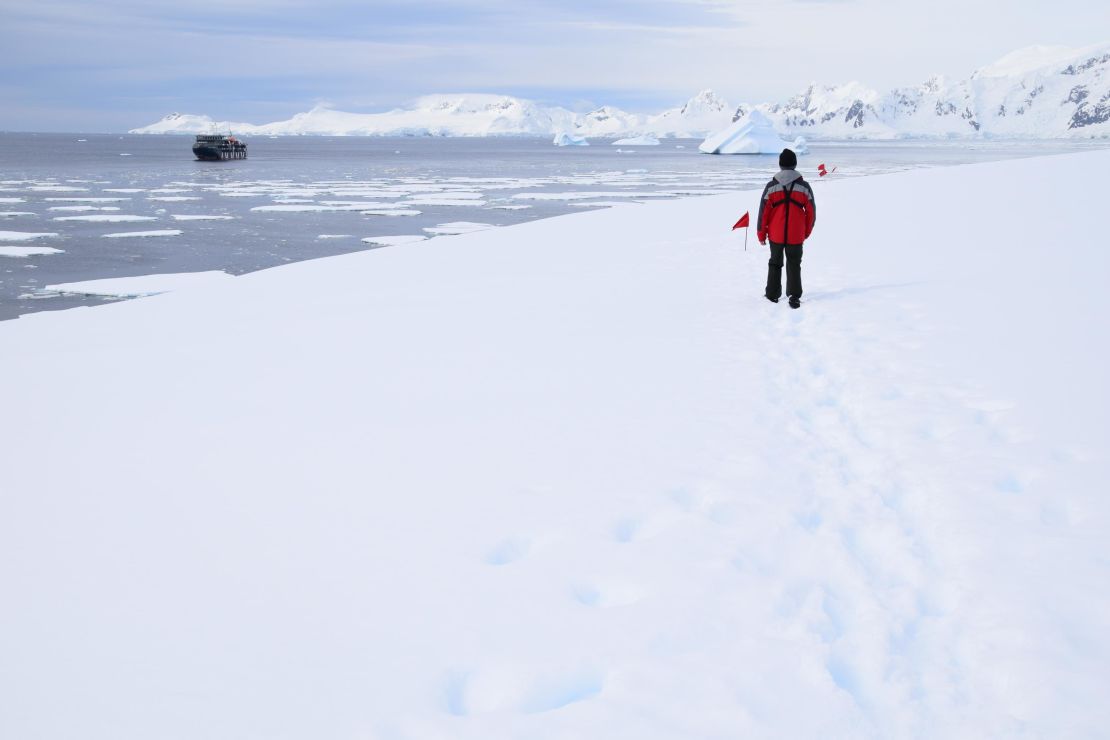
[192,144,247,161]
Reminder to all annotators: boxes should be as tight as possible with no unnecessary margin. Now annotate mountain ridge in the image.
[132,43,1110,139]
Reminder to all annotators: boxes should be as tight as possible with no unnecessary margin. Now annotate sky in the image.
[2,0,1109,132]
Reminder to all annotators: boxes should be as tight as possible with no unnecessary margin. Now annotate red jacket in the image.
[757,170,816,246]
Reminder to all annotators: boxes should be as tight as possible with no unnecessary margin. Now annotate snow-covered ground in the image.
[1,150,1108,738]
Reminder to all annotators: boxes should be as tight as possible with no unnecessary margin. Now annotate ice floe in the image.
[148,196,201,202]
[360,235,427,247]
[0,246,65,257]
[100,230,184,239]
[0,230,58,241]
[404,198,489,207]
[0,211,37,218]
[423,222,495,236]
[611,136,661,146]
[53,214,157,223]
[170,214,235,221]
[0,198,26,204]
[40,270,232,297]
[568,201,642,208]
[44,197,130,203]
[316,234,354,240]
[48,205,122,212]
[361,209,422,216]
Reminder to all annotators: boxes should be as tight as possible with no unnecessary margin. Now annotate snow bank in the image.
[699,110,786,154]
[553,132,589,147]
[40,271,233,298]
[2,151,1109,739]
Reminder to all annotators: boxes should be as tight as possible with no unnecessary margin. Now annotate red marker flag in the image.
[817,163,828,177]
[732,211,750,230]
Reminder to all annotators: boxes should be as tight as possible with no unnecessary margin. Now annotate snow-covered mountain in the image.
[132,44,1110,139]
[135,95,576,137]
[642,89,733,138]
[748,44,1110,139]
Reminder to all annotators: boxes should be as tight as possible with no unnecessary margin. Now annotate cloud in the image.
[2,0,1109,131]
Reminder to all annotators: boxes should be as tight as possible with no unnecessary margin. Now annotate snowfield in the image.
[1,150,1108,739]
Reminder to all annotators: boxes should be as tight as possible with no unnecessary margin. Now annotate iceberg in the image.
[791,136,810,154]
[553,132,589,147]
[698,110,786,155]
[611,136,660,146]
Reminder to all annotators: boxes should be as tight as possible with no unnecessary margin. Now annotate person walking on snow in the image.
[757,148,816,308]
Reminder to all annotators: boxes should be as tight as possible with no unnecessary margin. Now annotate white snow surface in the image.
[699,110,787,155]
[2,152,1109,738]
[41,271,233,298]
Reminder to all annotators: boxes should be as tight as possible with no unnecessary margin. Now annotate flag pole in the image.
[744,227,748,251]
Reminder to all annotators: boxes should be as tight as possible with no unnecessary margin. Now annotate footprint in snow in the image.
[572,580,646,609]
[442,664,604,715]
[483,537,529,566]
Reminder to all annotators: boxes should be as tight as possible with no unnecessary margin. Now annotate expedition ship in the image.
[192,134,247,161]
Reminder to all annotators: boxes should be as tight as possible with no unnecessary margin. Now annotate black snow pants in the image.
[765,242,803,300]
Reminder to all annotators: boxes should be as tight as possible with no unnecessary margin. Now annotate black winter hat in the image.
[779,148,797,169]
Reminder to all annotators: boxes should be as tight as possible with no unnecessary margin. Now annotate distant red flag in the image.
[732,211,750,230]
[817,163,828,176]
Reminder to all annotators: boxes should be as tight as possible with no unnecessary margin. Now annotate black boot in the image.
[789,297,800,309]
[765,294,779,303]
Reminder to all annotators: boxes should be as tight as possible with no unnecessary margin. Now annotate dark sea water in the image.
[0,133,1103,320]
